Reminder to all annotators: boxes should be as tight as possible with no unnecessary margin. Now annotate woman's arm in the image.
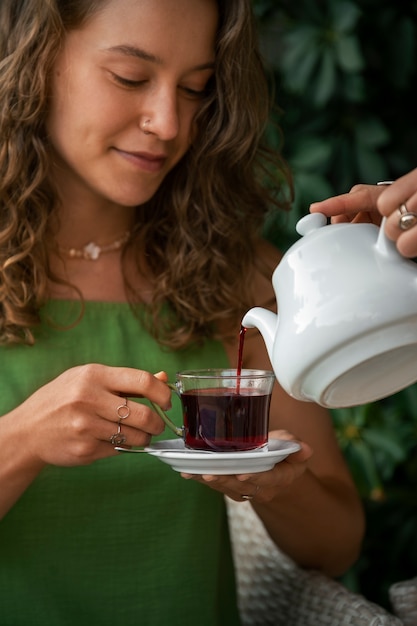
[239,328,364,577]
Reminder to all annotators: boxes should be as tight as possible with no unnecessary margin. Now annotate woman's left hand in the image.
[377,167,417,257]
[180,429,312,503]
[309,183,384,225]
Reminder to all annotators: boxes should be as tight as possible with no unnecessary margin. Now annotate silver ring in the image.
[241,485,260,501]
[141,119,151,135]
[117,398,130,420]
[110,422,126,446]
[398,203,417,230]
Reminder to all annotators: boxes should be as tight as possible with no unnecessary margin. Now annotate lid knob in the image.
[296,213,327,237]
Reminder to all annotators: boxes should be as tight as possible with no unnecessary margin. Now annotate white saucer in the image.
[127,438,301,474]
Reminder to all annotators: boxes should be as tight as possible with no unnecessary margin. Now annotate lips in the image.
[115,148,167,173]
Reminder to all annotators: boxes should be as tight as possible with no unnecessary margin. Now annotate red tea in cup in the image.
[151,369,275,452]
[180,386,272,451]
[175,369,275,452]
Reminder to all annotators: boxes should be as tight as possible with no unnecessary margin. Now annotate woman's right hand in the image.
[0,364,172,516]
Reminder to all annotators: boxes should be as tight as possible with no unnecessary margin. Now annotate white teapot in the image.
[242,213,417,408]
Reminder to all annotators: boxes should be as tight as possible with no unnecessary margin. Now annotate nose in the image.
[140,85,179,141]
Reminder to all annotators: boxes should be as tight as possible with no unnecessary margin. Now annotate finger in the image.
[71,396,160,447]
[329,211,382,225]
[350,211,382,225]
[265,430,313,464]
[154,370,169,383]
[183,474,266,504]
[68,364,172,410]
[383,191,417,246]
[112,368,172,408]
[236,460,302,486]
[84,386,164,439]
[329,215,351,224]
[236,484,262,502]
[377,168,417,217]
[310,185,383,218]
[105,419,154,448]
[310,193,356,216]
[397,230,417,258]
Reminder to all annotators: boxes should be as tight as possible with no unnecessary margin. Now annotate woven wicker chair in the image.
[226,497,417,626]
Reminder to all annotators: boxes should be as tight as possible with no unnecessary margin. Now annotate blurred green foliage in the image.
[253,0,417,609]
[255,0,417,246]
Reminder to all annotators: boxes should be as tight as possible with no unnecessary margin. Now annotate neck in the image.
[51,177,137,245]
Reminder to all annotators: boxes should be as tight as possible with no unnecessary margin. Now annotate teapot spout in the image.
[241,307,278,365]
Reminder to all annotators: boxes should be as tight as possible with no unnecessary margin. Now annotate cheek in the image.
[180,102,202,147]
[46,99,85,157]
[47,85,117,156]
[47,72,84,148]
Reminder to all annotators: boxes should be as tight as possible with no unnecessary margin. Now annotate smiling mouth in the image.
[115,148,167,173]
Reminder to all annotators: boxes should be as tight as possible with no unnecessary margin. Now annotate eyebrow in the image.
[106,44,215,72]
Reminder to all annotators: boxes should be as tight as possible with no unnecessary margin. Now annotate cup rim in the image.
[176,368,275,380]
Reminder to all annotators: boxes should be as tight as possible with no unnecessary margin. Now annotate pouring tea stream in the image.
[242,213,417,408]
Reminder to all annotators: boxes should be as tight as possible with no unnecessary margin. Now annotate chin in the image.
[109,184,161,207]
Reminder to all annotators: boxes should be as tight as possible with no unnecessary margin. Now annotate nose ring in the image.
[141,119,151,135]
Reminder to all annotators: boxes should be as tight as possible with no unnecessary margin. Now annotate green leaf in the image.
[342,73,366,102]
[329,0,362,33]
[281,26,319,79]
[355,118,390,148]
[251,0,278,19]
[289,136,333,170]
[345,439,382,496]
[313,48,337,106]
[361,429,406,463]
[291,171,334,210]
[335,35,364,72]
[384,17,416,89]
[355,144,388,184]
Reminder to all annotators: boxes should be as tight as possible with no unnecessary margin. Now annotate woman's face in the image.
[47,0,217,209]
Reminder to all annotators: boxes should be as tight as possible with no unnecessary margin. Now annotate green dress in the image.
[0,301,241,626]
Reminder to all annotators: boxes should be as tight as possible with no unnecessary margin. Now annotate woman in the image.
[0,1,364,624]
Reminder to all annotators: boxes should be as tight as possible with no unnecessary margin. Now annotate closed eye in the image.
[110,72,146,89]
[110,72,212,98]
[180,85,209,99]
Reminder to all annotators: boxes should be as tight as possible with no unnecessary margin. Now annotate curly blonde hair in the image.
[0,0,291,348]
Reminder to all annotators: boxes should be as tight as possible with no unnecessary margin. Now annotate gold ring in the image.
[117,398,130,420]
